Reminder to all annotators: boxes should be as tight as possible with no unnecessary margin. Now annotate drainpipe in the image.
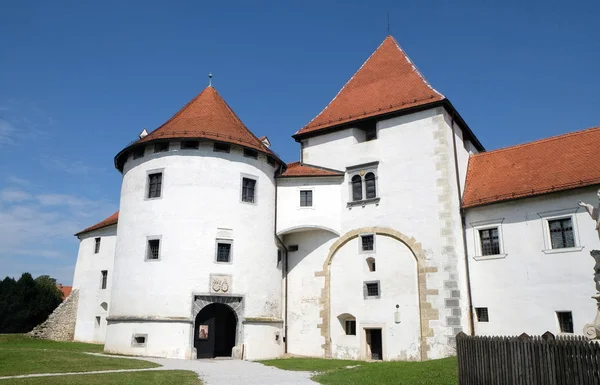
[274,163,289,353]
[449,109,475,336]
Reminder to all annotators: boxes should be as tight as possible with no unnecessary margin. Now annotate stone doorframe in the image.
[191,294,245,358]
[315,226,439,361]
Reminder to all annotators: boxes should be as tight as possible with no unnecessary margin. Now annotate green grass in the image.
[260,357,458,385]
[0,334,159,376]
[2,370,202,384]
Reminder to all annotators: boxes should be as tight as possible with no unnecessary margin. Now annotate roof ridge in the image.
[471,125,600,157]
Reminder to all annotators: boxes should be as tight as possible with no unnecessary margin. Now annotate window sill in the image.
[542,247,584,255]
[473,254,507,261]
[347,197,380,208]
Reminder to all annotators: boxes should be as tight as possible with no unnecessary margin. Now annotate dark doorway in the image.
[194,303,237,358]
[366,328,383,360]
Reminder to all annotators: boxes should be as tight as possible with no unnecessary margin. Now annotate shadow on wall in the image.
[285,230,339,273]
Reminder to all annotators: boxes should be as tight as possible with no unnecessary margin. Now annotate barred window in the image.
[242,178,256,203]
[300,190,313,207]
[557,311,573,333]
[181,141,199,149]
[475,307,489,322]
[147,239,160,260]
[549,218,575,249]
[345,319,356,335]
[94,237,101,254]
[147,173,162,198]
[365,172,376,199]
[479,228,500,256]
[365,282,380,298]
[351,175,362,201]
[216,243,231,263]
[361,235,374,252]
[100,270,108,290]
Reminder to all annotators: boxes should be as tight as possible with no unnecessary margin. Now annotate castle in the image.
[69,36,600,361]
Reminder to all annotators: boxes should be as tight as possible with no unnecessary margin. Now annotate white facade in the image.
[465,186,600,337]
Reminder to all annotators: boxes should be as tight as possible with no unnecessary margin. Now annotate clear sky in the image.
[1,0,598,284]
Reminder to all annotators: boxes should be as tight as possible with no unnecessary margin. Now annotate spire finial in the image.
[208,73,213,87]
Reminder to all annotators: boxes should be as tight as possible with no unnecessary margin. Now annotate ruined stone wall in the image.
[29,289,79,341]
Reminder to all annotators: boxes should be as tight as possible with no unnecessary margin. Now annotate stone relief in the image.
[210,274,232,294]
[579,189,600,339]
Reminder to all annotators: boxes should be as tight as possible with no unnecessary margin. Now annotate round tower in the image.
[105,86,284,360]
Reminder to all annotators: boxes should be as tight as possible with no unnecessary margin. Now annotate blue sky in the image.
[1,0,598,284]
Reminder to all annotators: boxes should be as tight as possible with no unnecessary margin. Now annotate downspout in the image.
[449,109,475,336]
[274,163,289,353]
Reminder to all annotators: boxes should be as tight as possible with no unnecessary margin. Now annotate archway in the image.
[194,303,237,358]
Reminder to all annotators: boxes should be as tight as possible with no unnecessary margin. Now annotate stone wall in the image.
[29,289,79,341]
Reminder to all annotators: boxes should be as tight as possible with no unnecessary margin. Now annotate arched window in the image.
[365,172,376,199]
[351,175,362,201]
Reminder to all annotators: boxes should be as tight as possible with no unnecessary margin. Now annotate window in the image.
[133,147,145,159]
[549,218,575,249]
[213,142,230,153]
[181,140,199,149]
[242,177,256,203]
[267,156,276,167]
[364,281,380,299]
[345,319,356,335]
[351,175,362,201]
[154,142,169,153]
[365,172,376,199]
[300,190,313,207]
[366,257,376,272]
[100,270,107,290]
[475,307,489,322]
[147,173,162,199]
[277,249,282,265]
[132,334,147,347]
[365,127,377,141]
[361,234,374,252]
[288,245,299,252]
[216,241,232,263]
[147,239,160,260]
[557,311,573,333]
[95,316,101,327]
[244,148,258,159]
[479,228,500,256]
[94,237,101,254]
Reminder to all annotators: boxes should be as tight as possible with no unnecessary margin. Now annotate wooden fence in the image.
[456,332,600,385]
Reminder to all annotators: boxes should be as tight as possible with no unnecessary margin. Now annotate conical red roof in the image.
[296,36,444,136]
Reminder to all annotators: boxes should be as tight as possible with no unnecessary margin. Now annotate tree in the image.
[0,273,63,333]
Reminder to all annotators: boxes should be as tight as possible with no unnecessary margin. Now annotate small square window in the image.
[100,270,108,290]
[154,142,169,153]
[216,242,232,263]
[364,281,380,298]
[94,237,101,254]
[132,334,147,347]
[214,142,231,153]
[549,218,575,249]
[133,147,145,159]
[242,177,256,203]
[181,141,199,150]
[475,307,489,322]
[300,190,313,207]
[557,311,573,333]
[361,235,374,252]
[479,228,500,256]
[147,173,162,199]
[147,239,160,260]
[345,319,356,335]
[244,148,258,159]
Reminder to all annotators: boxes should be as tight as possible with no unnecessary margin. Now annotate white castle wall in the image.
[72,225,116,343]
[105,140,283,360]
[465,186,600,337]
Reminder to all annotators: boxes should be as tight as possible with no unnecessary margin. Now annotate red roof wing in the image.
[279,162,344,177]
[296,36,443,136]
[75,211,119,236]
[463,126,600,208]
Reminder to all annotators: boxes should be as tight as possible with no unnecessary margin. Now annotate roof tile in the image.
[75,211,119,236]
[279,162,344,177]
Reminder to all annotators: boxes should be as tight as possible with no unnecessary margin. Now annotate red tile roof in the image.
[463,126,600,208]
[115,86,278,170]
[56,284,72,299]
[279,162,344,177]
[75,211,119,236]
[295,35,444,137]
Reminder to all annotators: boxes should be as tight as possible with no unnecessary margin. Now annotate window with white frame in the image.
[215,239,232,263]
[300,190,313,207]
[346,162,379,206]
[470,218,506,260]
[241,177,256,203]
[479,228,500,256]
[537,208,582,253]
[147,172,163,199]
[363,280,380,299]
[548,218,575,249]
[360,234,375,253]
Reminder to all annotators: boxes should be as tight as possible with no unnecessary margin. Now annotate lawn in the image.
[0,334,159,376]
[3,370,202,384]
[260,356,458,385]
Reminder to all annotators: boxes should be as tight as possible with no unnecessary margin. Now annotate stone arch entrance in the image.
[194,303,237,358]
